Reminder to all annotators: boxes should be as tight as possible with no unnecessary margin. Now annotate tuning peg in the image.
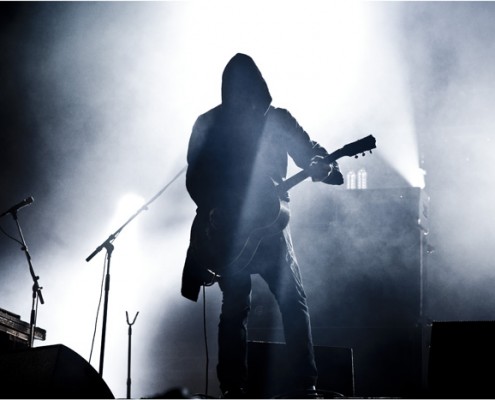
[362,152,366,157]
[370,150,373,154]
[355,155,358,159]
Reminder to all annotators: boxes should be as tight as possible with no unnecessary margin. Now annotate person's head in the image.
[221,53,272,115]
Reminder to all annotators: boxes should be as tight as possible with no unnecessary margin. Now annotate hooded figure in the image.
[186,54,272,215]
[181,53,342,397]
[221,52,272,114]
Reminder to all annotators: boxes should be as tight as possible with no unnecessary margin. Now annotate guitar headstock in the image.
[341,134,376,158]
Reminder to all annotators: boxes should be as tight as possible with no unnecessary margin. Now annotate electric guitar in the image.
[202,134,377,280]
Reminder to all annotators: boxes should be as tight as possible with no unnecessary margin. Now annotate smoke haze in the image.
[1,1,495,397]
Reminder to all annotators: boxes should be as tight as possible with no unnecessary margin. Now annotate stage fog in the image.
[1,2,495,398]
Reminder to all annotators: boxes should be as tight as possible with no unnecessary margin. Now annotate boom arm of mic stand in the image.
[85,166,186,263]
[86,234,116,262]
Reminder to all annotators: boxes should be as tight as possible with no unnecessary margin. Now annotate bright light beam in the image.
[171,1,424,188]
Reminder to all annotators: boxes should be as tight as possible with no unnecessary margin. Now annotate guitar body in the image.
[205,178,291,278]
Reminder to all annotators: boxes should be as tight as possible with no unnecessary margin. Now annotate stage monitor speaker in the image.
[247,340,354,398]
[0,344,114,399]
[428,321,495,398]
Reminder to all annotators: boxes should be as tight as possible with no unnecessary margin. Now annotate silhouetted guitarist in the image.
[181,53,343,398]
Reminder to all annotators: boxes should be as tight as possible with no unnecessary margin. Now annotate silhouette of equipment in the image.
[428,320,495,398]
[0,344,114,398]
[0,307,45,349]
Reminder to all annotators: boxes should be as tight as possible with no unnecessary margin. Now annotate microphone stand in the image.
[11,211,44,348]
[85,166,186,377]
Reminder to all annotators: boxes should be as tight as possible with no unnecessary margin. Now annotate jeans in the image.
[217,227,318,392]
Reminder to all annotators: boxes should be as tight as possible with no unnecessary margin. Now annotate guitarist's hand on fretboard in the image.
[322,161,344,185]
[308,155,333,182]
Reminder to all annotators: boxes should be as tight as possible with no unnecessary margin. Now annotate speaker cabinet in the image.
[296,187,428,327]
[247,341,354,398]
[428,321,495,398]
[0,344,114,398]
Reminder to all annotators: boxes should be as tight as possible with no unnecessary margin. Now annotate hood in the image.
[221,53,272,114]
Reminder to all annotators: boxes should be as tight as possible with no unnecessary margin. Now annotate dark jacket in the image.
[181,53,341,301]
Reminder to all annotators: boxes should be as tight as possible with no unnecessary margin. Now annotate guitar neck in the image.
[276,149,344,196]
[276,169,309,196]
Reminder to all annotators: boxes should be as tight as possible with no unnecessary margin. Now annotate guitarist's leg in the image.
[217,270,252,397]
[257,230,318,392]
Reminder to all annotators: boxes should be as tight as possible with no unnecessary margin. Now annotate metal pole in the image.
[126,311,139,399]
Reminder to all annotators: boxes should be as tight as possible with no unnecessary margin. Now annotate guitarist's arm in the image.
[270,108,343,185]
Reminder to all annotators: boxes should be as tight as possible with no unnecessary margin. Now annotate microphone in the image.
[0,196,35,218]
